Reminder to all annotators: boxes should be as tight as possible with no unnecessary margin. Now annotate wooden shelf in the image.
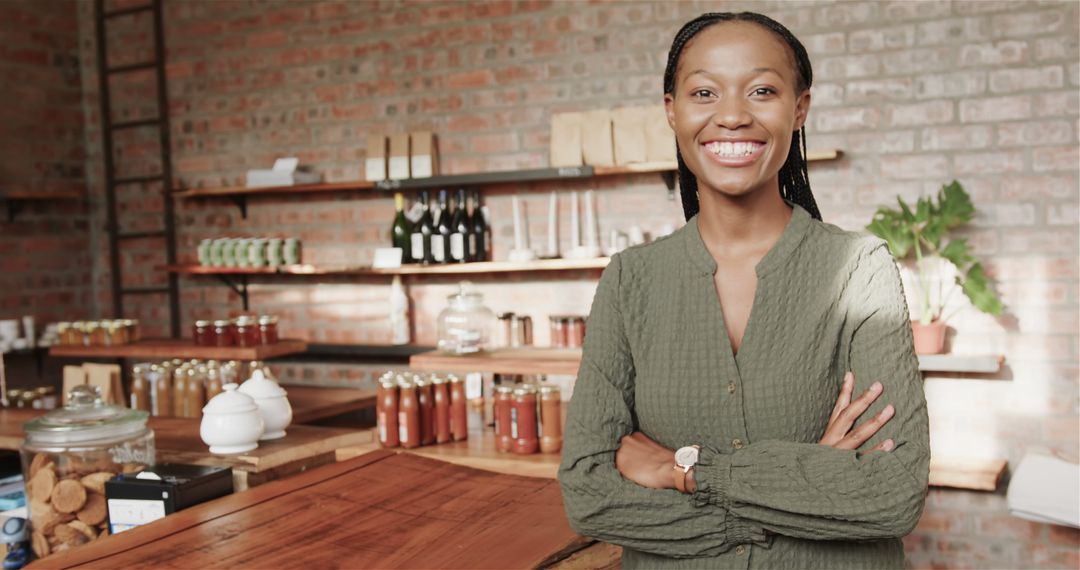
[160,257,610,277]
[1,190,84,221]
[928,457,1008,491]
[918,354,1004,374]
[171,150,843,203]
[48,338,308,360]
[409,348,583,376]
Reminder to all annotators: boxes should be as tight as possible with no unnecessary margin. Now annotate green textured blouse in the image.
[558,202,930,569]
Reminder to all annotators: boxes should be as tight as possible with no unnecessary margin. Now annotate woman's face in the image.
[664,21,811,202]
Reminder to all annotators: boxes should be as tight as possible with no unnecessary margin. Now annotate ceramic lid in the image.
[203,384,258,415]
[23,385,149,446]
[238,370,287,399]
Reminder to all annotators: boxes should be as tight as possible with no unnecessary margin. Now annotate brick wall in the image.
[0,0,91,325]
[71,1,1078,567]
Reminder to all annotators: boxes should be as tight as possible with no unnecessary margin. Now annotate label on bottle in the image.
[450,233,465,260]
[465,373,483,400]
[410,233,424,260]
[377,411,387,443]
[431,235,445,262]
[405,202,424,224]
[398,411,408,442]
[511,408,519,439]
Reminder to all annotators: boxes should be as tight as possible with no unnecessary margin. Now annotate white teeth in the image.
[705,141,761,157]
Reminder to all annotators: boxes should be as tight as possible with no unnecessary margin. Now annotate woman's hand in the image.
[819,371,895,452]
[616,432,677,489]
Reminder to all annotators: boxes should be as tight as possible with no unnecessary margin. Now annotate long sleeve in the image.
[557,254,769,558]
[690,241,931,541]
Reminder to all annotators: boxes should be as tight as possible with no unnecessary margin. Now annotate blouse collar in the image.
[682,199,812,278]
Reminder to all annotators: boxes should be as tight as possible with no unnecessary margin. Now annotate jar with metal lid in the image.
[257,315,279,345]
[511,385,539,455]
[124,319,140,343]
[84,322,103,346]
[56,322,72,346]
[549,316,568,348]
[212,320,235,347]
[130,364,151,412]
[234,317,259,348]
[436,282,495,355]
[33,387,58,411]
[567,317,586,348]
[192,320,214,347]
[494,385,515,453]
[538,385,563,454]
[21,385,154,558]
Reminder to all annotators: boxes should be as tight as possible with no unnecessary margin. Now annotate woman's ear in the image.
[664,93,676,130]
[793,89,811,131]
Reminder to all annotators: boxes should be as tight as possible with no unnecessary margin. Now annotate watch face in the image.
[675,446,699,467]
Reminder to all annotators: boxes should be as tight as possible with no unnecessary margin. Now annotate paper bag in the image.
[581,109,615,167]
[365,134,388,181]
[549,112,583,167]
[83,363,123,406]
[410,131,439,178]
[644,105,677,163]
[612,107,648,165]
[388,133,411,180]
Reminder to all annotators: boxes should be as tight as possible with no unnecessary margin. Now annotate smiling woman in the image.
[558,11,931,570]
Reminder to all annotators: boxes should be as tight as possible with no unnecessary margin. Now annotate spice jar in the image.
[192,320,214,347]
[549,316,568,348]
[511,385,539,455]
[436,282,495,355]
[21,385,154,559]
[414,376,435,446]
[85,322,104,346]
[124,319,140,343]
[212,320,235,347]
[205,367,224,401]
[56,322,72,346]
[448,375,468,442]
[173,366,190,418]
[377,379,399,448]
[539,385,563,454]
[187,367,206,419]
[431,377,450,444]
[494,385,515,453]
[257,315,279,345]
[234,317,259,348]
[397,379,421,449]
[130,364,152,412]
[567,317,586,348]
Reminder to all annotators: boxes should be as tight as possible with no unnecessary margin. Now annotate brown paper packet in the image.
[581,109,614,167]
[612,107,648,165]
[549,112,583,167]
[365,134,387,181]
[644,104,677,163]
[409,131,439,178]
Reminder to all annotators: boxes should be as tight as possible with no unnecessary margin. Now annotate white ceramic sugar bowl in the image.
[238,369,292,440]
[200,383,264,454]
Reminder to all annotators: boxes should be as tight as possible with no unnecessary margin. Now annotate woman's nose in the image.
[712,97,752,130]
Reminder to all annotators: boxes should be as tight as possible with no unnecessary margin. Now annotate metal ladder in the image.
[93,0,179,337]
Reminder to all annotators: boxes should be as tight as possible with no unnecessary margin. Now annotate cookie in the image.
[51,479,87,514]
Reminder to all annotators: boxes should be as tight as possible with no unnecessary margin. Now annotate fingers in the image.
[821,378,883,446]
[835,404,895,450]
[828,372,855,424]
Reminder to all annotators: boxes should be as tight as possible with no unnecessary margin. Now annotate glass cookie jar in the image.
[20,385,155,558]
[436,282,495,355]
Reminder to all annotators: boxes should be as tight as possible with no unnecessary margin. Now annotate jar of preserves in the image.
[494,385,515,453]
[257,315,279,345]
[538,385,563,454]
[21,385,154,559]
[173,366,189,418]
[431,377,450,444]
[125,319,141,343]
[234,317,259,348]
[130,364,151,412]
[397,379,421,449]
[205,367,224,401]
[448,375,468,442]
[84,322,103,346]
[56,322,72,346]
[511,385,539,455]
[192,320,214,347]
[436,282,495,355]
[377,379,399,448]
[549,316,568,348]
[68,322,86,346]
[212,320,235,347]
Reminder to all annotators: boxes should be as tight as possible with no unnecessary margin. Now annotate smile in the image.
[701,140,765,166]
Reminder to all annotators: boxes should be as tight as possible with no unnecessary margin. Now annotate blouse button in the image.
[735,545,746,555]
[732,438,744,449]
[727,382,736,394]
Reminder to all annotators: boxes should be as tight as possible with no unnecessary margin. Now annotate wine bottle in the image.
[470,190,489,262]
[431,189,450,264]
[449,188,472,263]
[410,191,434,264]
[391,193,412,263]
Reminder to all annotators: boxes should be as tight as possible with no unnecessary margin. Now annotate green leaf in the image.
[937,180,975,229]
[866,215,914,258]
[959,263,1004,316]
[939,239,974,268]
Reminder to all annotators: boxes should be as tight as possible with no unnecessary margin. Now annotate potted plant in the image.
[866,180,1003,354]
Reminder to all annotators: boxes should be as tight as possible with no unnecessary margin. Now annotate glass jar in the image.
[549,316,568,348]
[538,384,563,454]
[192,320,214,346]
[234,317,259,348]
[257,315,279,345]
[212,320,235,347]
[511,385,539,455]
[124,319,141,343]
[567,317,586,349]
[84,322,103,346]
[436,282,495,355]
[56,322,72,346]
[494,385,515,453]
[21,385,154,558]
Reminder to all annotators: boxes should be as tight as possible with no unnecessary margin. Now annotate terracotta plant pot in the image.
[911,319,947,354]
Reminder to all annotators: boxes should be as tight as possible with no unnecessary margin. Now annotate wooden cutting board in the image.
[33,450,588,569]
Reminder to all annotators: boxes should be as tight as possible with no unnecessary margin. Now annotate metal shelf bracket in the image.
[215,274,250,310]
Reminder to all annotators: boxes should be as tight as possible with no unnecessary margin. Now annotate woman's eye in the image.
[690,89,715,99]
[752,87,776,97]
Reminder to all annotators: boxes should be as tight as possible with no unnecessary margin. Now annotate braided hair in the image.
[664,12,822,222]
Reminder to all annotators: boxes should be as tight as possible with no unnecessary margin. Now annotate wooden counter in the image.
[33,451,590,569]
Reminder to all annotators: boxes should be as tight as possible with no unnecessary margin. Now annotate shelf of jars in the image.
[170,150,843,217]
[408,348,1004,378]
[160,258,610,277]
[47,338,308,361]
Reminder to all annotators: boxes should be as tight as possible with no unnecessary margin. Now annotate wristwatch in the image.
[673,445,700,493]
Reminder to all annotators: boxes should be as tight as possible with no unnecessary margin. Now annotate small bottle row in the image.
[191,316,280,347]
[130,359,264,418]
[391,189,490,265]
[376,372,468,449]
[56,320,141,347]
[196,237,301,268]
[493,383,562,455]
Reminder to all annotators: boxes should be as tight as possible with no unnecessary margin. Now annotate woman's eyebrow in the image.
[683,67,783,82]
